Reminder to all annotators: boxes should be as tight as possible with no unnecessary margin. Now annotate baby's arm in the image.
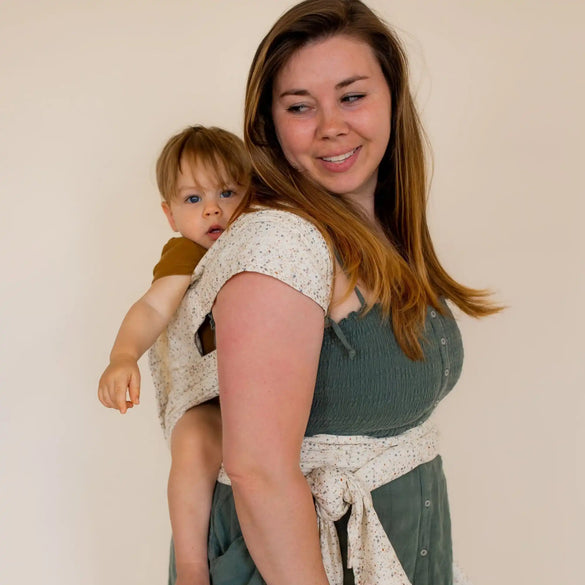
[98,274,190,413]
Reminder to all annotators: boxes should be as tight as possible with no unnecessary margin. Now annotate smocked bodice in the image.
[306,301,463,437]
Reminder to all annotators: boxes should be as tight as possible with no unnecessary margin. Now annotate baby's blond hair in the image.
[156,126,251,203]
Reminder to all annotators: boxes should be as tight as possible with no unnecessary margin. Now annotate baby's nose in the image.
[204,205,221,216]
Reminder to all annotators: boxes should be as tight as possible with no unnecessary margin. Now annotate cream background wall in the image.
[0,1,582,584]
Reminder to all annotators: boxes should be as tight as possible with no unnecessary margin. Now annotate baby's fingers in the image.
[98,360,140,413]
[128,370,141,406]
[114,379,132,414]
[98,369,120,409]
[98,382,115,408]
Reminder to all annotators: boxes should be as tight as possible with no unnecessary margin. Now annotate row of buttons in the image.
[420,499,432,557]
[430,307,451,392]
[431,310,449,352]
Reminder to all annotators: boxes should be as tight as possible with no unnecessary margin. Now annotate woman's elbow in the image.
[223,448,301,491]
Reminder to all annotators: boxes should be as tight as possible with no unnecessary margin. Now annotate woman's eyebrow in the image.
[335,75,369,89]
[278,75,369,98]
[278,88,310,98]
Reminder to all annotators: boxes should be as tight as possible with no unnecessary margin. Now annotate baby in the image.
[98,125,251,585]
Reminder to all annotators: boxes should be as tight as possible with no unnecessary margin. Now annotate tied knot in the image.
[305,464,409,585]
[306,466,372,522]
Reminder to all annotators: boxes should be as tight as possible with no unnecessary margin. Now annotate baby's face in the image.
[162,160,244,249]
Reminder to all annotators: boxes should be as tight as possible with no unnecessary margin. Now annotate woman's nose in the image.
[317,105,348,139]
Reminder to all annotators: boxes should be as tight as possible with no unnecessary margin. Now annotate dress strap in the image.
[328,249,362,359]
[324,316,357,360]
[354,286,366,308]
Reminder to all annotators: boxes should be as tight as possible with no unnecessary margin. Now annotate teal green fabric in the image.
[307,301,463,437]
[169,300,463,585]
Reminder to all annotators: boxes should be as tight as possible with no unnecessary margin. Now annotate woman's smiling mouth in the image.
[317,146,361,172]
[320,147,360,163]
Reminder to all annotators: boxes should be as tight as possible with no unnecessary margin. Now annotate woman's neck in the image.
[343,193,389,244]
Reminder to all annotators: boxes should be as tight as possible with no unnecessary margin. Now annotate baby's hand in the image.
[98,355,141,414]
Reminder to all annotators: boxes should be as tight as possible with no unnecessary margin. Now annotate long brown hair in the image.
[242,0,499,359]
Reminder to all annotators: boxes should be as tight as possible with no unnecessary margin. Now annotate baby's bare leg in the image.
[168,401,222,585]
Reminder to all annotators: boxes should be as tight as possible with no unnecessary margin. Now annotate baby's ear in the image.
[161,201,178,232]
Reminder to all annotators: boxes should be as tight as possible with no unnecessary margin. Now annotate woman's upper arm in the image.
[213,271,325,479]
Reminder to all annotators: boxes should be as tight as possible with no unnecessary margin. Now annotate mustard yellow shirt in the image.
[152,237,215,355]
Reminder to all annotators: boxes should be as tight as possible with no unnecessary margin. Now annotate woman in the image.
[169,1,498,583]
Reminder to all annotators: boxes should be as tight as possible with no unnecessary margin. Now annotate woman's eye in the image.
[342,93,365,104]
[286,104,309,114]
[186,195,201,204]
[220,190,235,199]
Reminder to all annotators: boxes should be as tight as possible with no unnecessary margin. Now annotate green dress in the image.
[169,290,463,585]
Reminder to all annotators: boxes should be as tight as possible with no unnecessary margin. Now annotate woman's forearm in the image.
[229,467,329,585]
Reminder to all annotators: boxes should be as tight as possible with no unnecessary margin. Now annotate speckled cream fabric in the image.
[217,419,470,585]
[148,208,333,441]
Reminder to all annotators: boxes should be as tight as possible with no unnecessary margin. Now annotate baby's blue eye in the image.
[220,190,235,199]
[186,195,201,204]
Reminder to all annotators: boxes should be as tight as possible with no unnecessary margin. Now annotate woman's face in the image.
[271,34,392,204]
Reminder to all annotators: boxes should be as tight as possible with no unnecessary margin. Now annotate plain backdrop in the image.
[0,1,583,584]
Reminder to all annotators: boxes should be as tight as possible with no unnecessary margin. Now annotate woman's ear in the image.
[161,201,178,232]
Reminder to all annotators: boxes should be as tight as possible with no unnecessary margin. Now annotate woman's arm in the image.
[98,274,190,413]
[213,271,330,585]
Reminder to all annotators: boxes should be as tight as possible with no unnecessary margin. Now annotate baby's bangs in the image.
[182,142,249,186]
[178,151,240,189]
